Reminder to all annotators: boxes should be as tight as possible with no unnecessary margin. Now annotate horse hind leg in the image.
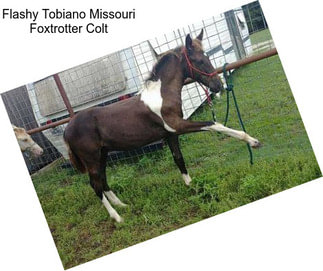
[104,191,127,207]
[101,172,127,207]
[99,148,127,207]
[101,193,124,223]
[88,164,124,223]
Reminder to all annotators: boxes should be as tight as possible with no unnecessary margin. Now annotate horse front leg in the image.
[167,135,191,186]
[174,120,261,148]
[202,122,261,148]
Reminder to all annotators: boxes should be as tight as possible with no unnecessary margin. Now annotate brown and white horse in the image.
[64,30,261,222]
[13,125,43,157]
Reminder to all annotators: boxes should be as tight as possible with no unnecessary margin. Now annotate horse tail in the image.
[64,135,87,174]
[68,146,87,173]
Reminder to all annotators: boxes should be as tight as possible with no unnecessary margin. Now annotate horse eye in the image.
[23,138,28,142]
[196,57,205,64]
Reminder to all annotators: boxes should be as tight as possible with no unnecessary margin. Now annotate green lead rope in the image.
[222,63,254,165]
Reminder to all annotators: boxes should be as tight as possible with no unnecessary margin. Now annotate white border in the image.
[0,1,322,271]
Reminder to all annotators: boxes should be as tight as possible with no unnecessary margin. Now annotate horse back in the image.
[64,95,168,151]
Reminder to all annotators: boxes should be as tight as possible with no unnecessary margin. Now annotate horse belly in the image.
[96,107,167,150]
[102,121,167,150]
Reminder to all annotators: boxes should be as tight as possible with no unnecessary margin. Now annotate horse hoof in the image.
[115,216,124,223]
[251,140,262,149]
[182,174,192,186]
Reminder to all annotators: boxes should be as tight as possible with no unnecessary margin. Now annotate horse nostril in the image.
[209,80,223,93]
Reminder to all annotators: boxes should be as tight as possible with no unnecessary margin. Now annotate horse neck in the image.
[158,55,185,97]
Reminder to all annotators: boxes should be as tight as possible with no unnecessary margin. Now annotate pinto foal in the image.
[64,30,261,222]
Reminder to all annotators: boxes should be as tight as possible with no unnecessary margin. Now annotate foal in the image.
[64,30,261,222]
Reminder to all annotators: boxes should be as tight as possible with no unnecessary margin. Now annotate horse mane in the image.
[145,46,183,82]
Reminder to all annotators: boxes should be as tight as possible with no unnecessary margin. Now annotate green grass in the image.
[32,55,321,269]
[249,29,274,54]
[249,29,272,45]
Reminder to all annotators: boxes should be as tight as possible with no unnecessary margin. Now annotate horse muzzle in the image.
[209,78,224,93]
[29,145,44,158]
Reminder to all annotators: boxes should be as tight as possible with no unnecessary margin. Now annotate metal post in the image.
[184,48,277,85]
[27,117,71,135]
[225,10,246,60]
[53,73,74,117]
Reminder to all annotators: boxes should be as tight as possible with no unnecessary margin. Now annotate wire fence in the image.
[2,3,303,179]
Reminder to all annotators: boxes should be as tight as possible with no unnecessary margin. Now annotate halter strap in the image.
[181,47,217,121]
[181,47,218,78]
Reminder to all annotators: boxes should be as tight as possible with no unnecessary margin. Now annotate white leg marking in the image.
[182,173,192,186]
[140,80,176,132]
[104,190,127,207]
[202,123,260,147]
[102,194,123,223]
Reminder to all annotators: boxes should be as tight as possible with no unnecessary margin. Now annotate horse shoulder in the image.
[139,82,180,133]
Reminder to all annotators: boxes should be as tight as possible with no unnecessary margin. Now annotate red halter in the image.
[182,47,217,106]
[182,47,218,78]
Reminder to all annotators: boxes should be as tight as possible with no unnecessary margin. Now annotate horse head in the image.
[13,125,43,157]
[182,29,223,93]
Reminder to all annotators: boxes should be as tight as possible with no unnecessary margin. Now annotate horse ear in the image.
[148,41,159,60]
[153,49,159,59]
[196,29,204,41]
[12,125,21,132]
[13,125,24,134]
[185,34,193,52]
